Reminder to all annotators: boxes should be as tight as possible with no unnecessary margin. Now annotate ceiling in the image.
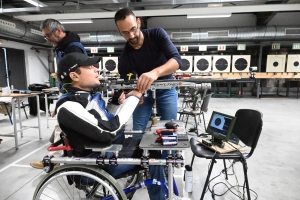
[1,0,300,31]
[0,0,299,47]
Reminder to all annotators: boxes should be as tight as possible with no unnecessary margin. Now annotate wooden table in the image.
[0,93,41,149]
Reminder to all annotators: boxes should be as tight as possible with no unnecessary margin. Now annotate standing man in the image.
[40,18,87,62]
[30,19,87,169]
[115,8,182,134]
[114,8,182,200]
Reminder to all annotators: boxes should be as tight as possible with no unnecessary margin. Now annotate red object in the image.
[47,144,72,152]
[156,129,177,134]
[156,136,163,142]
[174,74,191,79]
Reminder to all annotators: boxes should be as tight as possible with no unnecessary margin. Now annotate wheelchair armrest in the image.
[85,143,122,153]
[123,130,145,135]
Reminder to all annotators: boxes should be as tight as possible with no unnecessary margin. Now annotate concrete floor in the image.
[0,96,299,200]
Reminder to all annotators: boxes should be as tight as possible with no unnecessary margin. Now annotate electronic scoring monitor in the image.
[206,111,237,144]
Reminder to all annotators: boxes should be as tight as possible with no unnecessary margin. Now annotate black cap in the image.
[57,52,101,81]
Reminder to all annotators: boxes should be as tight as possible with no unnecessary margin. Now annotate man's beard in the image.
[52,34,62,47]
[128,31,140,45]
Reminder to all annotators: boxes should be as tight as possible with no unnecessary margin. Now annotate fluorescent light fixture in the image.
[187,13,231,18]
[59,19,93,24]
[207,3,223,7]
[24,0,47,7]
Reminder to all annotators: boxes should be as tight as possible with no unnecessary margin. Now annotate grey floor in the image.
[0,96,299,200]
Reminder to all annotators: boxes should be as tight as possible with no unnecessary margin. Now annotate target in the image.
[286,54,300,72]
[213,55,231,72]
[194,55,212,73]
[266,55,286,72]
[232,55,251,72]
[102,57,118,73]
[176,56,193,73]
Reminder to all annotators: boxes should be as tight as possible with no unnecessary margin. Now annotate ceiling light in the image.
[207,3,223,7]
[187,14,231,19]
[24,0,47,7]
[59,19,93,24]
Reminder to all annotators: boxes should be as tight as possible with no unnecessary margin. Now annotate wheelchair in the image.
[33,129,188,200]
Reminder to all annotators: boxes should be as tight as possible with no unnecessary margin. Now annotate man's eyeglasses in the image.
[44,29,56,40]
[120,25,139,36]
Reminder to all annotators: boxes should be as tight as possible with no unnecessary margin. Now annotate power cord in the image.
[211,182,258,200]
[204,144,258,200]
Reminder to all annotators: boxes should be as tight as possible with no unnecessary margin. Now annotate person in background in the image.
[40,18,87,62]
[114,8,182,200]
[30,19,87,169]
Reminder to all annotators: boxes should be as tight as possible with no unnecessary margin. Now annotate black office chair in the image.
[16,100,29,119]
[178,93,212,136]
[181,88,198,108]
[0,102,13,124]
[181,88,207,109]
[190,109,263,200]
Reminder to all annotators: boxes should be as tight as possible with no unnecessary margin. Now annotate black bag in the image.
[28,83,49,91]
[28,84,50,115]
[119,137,143,158]
[119,137,161,159]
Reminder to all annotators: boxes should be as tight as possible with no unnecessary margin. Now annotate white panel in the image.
[193,55,212,73]
[266,55,286,72]
[287,54,300,72]
[212,55,231,73]
[232,55,251,72]
[102,57,118,73]
[177,56,193,73]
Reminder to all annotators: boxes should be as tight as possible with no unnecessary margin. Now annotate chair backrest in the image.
[200,93,212,112]
[190,88,198,98]
[232,109,263,157]
[191,94,201,110]
[200,88,208,101]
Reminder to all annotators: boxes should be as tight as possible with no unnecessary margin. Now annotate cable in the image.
[211,182,258,200]
[61,81,74,93]
[225,141,250,199]
[225,161,243,199]
[205,144,258,200]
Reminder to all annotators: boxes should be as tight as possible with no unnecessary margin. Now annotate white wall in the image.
[0,40,49,87]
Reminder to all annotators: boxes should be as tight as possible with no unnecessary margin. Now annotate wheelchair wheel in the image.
[33,164,127,200]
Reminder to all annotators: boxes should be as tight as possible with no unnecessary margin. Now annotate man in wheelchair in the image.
[55,52,134,159]
[39,52,165,199]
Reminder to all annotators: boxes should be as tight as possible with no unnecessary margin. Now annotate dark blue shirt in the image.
[118,28,182,80]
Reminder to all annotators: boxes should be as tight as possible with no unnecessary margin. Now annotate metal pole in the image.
[257,43,263,98]
[168,150,174,199]
[2,48,10,87]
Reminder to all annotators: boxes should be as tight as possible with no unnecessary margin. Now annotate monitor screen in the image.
[206,111,237,142]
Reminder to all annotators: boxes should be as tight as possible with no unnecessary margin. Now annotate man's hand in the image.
[126,90,144,104]
[137,70,159,92]
[118,92,126,104]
